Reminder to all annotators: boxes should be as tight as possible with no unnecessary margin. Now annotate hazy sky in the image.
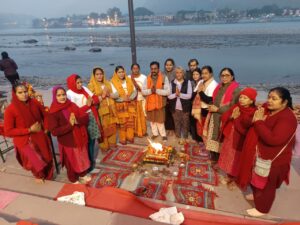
[1,0,300,18]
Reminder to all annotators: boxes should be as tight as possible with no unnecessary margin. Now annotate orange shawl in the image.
[146,72,164,111]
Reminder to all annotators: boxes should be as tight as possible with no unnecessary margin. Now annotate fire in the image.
[147,138,163,153]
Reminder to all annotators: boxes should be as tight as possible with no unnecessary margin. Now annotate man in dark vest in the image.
[168,66,192,145]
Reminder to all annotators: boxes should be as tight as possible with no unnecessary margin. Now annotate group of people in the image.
[2,57,298,218]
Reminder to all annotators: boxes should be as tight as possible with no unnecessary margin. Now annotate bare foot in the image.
[79,175,92,184]
[246,208,266,217]
[245,193,254,201]
[35,178,45,184]
[219,175,230,185]
[227,181,237,190]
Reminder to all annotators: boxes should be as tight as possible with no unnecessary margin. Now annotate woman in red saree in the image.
[4,83,53,182]
[218,87,257,188]
[48,86,91,183]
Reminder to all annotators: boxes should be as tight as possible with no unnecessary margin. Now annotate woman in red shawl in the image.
[218,87,257,188]
[66,74,102,172]
[4,83,53,182]
[237,87,297,217]
[48,86,91,183]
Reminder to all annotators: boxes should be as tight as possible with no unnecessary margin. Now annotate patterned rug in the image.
[184,143,210,162]
[101,146,145,169]
[178,161,218,186]
[88,166,131,189]
[134,177,168,200]
[173,184,215,209]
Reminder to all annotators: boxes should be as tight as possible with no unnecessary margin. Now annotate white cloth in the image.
[66,86,94,112]
[150,122,166,137]
[129,74,147,101]
[116,80,128,95]
[199,79,218,108]
[57,191,85,206]
[149,207,184,225]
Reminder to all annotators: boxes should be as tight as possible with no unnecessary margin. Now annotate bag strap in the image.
[271,132,296,162]
[256,132,296,162]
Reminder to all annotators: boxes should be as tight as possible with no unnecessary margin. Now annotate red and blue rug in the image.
[178,161,218,186]
[184,143,210,162]
[88,166,131,189]
[134,177,168,200]
[173,184,215,209]
[101,146,144,169]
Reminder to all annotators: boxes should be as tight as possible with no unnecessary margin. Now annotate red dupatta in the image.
[202,81,239,143]
[66,74,90,99]
[66,74,103,141]
[212,81,239,105]
[50,86,88,147]
[11,89,43,128]
[236,104,268,190]
[221,103,257,138]
[49,86,72,113]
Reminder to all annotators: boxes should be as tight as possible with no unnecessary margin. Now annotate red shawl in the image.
[66,74,90,99]
[66,74,103,140]
[11,89,43,128]
[212,81,239,106]
[202,81,239,143]
[49,86,72,113]
[237,103,268,190]
[49,86,88,147]
[221,103,257,138]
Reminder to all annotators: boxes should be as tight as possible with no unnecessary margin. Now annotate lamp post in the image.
[128,0,137,64]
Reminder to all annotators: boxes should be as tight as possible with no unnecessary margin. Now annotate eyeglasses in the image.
[220,74,232,78]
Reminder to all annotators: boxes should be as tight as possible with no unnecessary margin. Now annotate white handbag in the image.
[254,133,295,177]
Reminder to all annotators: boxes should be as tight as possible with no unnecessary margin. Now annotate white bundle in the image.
[149,206,184,225]
[57,191,85,206]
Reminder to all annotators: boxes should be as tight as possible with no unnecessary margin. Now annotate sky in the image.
[1,0,300,18]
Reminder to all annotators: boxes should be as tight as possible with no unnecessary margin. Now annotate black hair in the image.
[219,67,235,81]
[188,58,199,66]
[12,81,26,93]
[192,68,202,75]
[164,58,175,66]
[93,67,104,75]
[269,87,294,110]
[201,65,213,74]
[115,65,125,73]
[1,51,9,59]
[150,61,160,69]
[75,75,81,80]
[131,63,140,70]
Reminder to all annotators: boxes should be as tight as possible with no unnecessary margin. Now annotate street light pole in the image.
[128,0,137,64]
